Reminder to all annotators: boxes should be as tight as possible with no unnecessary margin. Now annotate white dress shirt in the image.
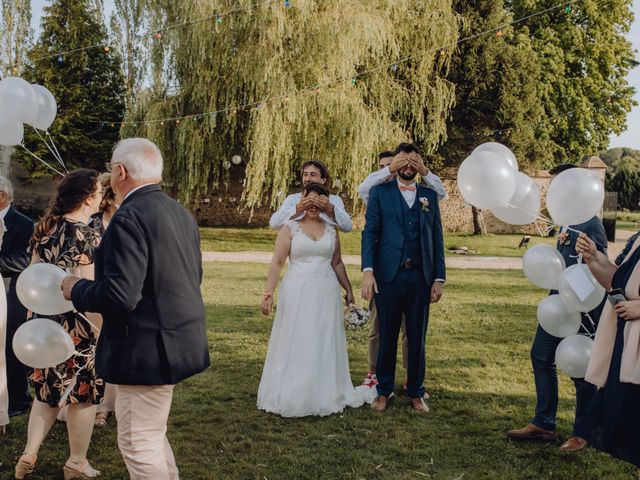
[269,192,353,232]
[357,166,447,204]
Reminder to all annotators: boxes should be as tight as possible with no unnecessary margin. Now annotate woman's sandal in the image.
[94,411,109,428]
[15,452,36,479]
[63,459,101,479]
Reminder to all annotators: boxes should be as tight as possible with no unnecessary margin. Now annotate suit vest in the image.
[399,195,422,267]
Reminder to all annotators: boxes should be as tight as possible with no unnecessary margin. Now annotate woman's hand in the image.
[576,233,597,262]
[615,300,640,321]
[260,295,274,316]
[345,290,355,308]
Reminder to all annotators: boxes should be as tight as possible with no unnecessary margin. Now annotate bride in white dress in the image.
[258,183,367,417]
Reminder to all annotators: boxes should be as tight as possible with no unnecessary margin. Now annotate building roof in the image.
[580,156,607,169]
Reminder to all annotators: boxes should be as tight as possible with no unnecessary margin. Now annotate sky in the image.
[30,0,640,150]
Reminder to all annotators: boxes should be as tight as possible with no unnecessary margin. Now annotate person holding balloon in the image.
[507,164,608,446]
[557,231,640,468]
[15,169,104,479]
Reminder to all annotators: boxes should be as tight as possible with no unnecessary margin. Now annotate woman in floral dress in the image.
[15,169,104,479]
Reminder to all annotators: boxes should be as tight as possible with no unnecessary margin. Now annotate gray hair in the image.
[0,175,14,201]
[112,138,163,181]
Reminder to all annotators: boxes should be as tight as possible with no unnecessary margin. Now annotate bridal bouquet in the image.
[345,306,371,329]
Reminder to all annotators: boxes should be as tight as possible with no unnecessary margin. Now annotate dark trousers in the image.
[375,268,429,399]
[530,324,596,433]
[6,321,32,410]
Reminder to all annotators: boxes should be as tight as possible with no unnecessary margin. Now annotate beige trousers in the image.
[368,298,409,370]
[116,384,179,480]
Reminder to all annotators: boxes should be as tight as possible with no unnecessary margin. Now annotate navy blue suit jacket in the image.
[361,181,445,285]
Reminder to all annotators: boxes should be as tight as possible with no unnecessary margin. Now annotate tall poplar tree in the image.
[129,0,460,208]
[21,0,125,176]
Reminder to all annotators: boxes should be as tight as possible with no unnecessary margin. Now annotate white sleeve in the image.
[357,166,393,205]
[423,171,447,201]
[330,195,353,232]
[269,194,299,230]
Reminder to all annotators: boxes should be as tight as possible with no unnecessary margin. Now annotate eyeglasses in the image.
[105,162,123,173]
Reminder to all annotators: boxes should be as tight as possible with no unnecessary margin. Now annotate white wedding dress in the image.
[257,220,366,417]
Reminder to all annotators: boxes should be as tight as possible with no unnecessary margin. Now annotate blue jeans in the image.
[530,324,596,433]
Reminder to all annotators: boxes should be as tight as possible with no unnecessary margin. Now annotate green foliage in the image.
[20,0,125,176]
[432,0,546,171]
[508,0,637,165]
[0,0,32,77]
[601,147,640,210]
[127,1,459,208]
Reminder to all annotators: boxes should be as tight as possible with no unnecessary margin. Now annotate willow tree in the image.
[131,0,459,209]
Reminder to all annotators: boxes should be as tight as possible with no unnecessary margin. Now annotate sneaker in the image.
[361,373,378,388]
[403,380,430,400]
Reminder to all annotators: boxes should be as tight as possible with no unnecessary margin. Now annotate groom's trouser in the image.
[368,299,408,369]
[375,268,429,399]
[530,324,596,433]
[116,384,179,480]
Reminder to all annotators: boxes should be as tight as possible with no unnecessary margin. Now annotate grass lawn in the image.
[1,263,635,479]
[200,227,557,257]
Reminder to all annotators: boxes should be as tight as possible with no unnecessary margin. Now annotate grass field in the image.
[0,263,635,479]
[200,227,557,257]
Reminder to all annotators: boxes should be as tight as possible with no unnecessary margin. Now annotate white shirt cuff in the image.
[434,278,445,283]
[363,268,373,272]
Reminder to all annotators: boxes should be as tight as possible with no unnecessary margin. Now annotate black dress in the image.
[29,219,104,407]
[576,241,640,467]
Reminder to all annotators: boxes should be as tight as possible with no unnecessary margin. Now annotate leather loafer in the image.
[409,397,429,413]
[559,436,588,452]
[507,423,556,441]
[371,395,390,412]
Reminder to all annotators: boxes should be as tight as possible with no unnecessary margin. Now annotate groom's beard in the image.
[398,167,417,181]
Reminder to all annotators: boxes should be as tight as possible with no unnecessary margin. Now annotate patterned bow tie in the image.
[399,184,416,192]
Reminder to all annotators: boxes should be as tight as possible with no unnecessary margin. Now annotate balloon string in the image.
[33,128,67,172]
[75,311,100,333]
[19,145,65,177]
[503,202,586,236]
[45,131,68,172]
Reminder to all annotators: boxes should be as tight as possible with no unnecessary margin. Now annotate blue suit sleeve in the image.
[362,186,381,271]
[432,195,446,281]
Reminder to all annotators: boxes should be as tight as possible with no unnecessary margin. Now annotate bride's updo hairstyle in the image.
[303,182,329,198]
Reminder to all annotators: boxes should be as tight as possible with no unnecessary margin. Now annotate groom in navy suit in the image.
[361,143,446,413]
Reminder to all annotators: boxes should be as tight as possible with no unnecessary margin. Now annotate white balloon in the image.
[231,155,242,165]
[555,334,594,378]
[492,173,541,225]
[457,151,517,209]
[0,77,38,124]
[12,317,75,369]
[557,264,606,313]
[472,142,518,171]
[30,84,57,131]
[537,295,582,338]
[17,263,74,315]
[0,111,24,146]
[522,244,566,289]
[547,168,605,227]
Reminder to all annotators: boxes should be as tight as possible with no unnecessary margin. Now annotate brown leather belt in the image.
[402,259,414,269]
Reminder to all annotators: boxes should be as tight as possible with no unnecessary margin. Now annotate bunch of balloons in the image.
[457,142,605,229]
[0,77,57,147]
[457,142,540,225]
[12,263,75,369]
[522,245,603,378]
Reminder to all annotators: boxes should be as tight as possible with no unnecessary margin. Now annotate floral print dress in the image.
[29,219,104,407]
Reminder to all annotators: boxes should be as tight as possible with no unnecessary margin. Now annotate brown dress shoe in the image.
[559,436,588,452]
[371,395,390,412]
[409,397,429,414]
[506,423,556,441]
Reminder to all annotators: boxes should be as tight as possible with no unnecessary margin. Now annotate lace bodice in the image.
[286,220,336,275]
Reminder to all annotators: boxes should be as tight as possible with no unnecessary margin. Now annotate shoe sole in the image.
[507,433,556,442]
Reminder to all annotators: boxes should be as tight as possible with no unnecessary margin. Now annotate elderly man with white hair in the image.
[62,138,210,479]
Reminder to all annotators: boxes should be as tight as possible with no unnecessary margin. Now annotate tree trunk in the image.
[472,206,487,235]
